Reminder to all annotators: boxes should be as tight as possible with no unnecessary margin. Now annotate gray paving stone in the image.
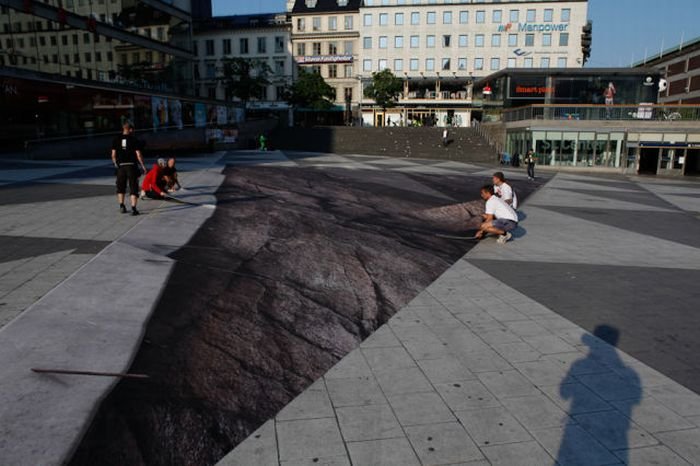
[360,325,402,349]
[540,383,611,415]
[573,410,658,450]
[544,351,611,376]
[435,380,501,411]
[276,381,334,421]
[513,359,569,387]
[491,341,542,363]
[655,428,700,464]
[388,391,456,426]
[216,420,277,466]
[374,367,434,396]
[346,437,420,466]
[416,357,476,384]
[361,346,417,372]
[456,406,532,447]
[501,393,570,429]
[324,349,373,380]
[336,404,404,442]
[617,445,691,466]
[477,370,540,399]
[402,338,450,361]
[576,373,642,402]
[325,376,386,407]
[647,384,700,417]
[477,328,524,345]
[532,424,620,466]
[453,349,513,373]
[505,320,552,338]
[280,456,351,466]
[405,422,485,465]
[277,418,346,462]
[481,440,555,466]
[612,398,695,434]
[522,334,577,355]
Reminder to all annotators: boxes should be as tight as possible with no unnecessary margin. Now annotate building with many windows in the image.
[192,13,293,120]
[636,36,700,105]
[358,0,589,126]
[290,0,362,124]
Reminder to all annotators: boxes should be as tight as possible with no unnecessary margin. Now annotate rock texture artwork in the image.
[70,165,540,466]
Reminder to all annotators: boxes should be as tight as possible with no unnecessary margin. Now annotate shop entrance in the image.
[685,149,700,176]
[638,148,659,175]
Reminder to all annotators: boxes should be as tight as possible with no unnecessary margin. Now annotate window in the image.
[425,58,434,71]
[344,65,353,77]
[258,37,267,54]
[313,17,321,31]
[344,87,353,101]
[328,42,338,55]
[427,12,436,24]
[410,35,419,48]
[411,12,419,25]
[443,35,451,47]
[395,36,404,48]
[458,57,467,70]
[459,11,468,24]
[297,18,305,31]
[540,57,550,68]
[474,57,483,70]
[491,34,501,47]
[275,36,285,53]
[525,34,534,47]
[363,59,372,71]
[561,8,571,22]
[328,16,337,30]
[363,14,372,26]
[297,43,306,55]
[205,39,215,56]
[524,57,533,68]
[507,57,516,68]
[379,13,388,25]
[490,57,500,70]
[275,60,285,75]
[395,13,404,25]
[492,10,502,23]
[345,16,353,30]
[311,65,321,74]
[84,52,91,63]
[443,11,452,24]
[394,58,403,71]
[276,86,285,101]
[206,63,216,78]
[442,58,450,70]
[559,33,569,47]
[313,42,321,55]
[426,35,435,48]
[458,35,468,47]
[363,37,372,49]
[526,9,536,22]
[379,59,387,70]
[543,9,553,22]
[240,38,249,54]
[558,57,567,67]
[509,9,519,22]
[83,33,90,44]
[508,34,517,47]
[410,58,418,71]
[328,64,337,78]
[476,10,485,24]
[223,39,231,55]
[475,34,484,47]
[344,41,353,54]
[542,33,551,47]
[379,36,388,48]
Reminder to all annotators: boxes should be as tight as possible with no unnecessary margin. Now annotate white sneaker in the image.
[497,232,512,244]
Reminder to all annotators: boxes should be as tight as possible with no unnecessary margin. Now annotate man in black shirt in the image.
[111,122,147,215]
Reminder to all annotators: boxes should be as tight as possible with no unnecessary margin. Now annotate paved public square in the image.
[0,151,699,466]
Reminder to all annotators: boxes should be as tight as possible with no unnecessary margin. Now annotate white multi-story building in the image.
[358,0,589,126]
[192,13,293,116]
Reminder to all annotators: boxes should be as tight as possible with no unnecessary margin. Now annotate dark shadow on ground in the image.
[70,165,545,466]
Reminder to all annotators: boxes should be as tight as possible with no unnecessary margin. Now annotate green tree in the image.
[363,68,403,112]
[285,68,336,111]
[220,57,271,107]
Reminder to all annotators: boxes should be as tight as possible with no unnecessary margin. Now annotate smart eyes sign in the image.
[498,22,569,33]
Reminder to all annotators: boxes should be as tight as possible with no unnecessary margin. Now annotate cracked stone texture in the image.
[70,165,541,466]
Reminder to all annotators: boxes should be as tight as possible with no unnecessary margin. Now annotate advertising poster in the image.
[169,99,183,130]
[194,103,207,128]
[152,96,169,130]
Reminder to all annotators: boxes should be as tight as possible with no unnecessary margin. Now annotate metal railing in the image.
[503,104,700,123]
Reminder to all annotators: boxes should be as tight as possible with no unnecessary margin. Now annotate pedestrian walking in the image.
[111,122,146,215]
[442,128,449,147]
[525,149,536,180]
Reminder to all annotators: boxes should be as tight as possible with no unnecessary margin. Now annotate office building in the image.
[636,35,700,105]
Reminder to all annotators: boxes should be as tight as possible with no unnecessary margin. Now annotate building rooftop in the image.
[633,35,700,68]
[291,0,362,14]
[194,13,289,33]
[474,67,661,86]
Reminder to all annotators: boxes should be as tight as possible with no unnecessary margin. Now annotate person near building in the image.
[442,128,449,147]
[259,134,267,151]
[525,149,536,180]
[162,157,182,192]
[111,122,146,215]
[604,82,616,119]
[493,172,518,209]
[140,158,168,200]
[475,184,519,244]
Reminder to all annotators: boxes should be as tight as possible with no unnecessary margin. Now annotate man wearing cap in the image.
[141,158,168,200]
[111,122,146,215]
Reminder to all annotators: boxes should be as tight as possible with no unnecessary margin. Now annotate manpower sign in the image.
[498,22,570,33]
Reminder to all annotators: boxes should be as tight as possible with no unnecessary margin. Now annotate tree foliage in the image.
[363,69,403,111]
[220,57,271,103]
[285,69,336,111]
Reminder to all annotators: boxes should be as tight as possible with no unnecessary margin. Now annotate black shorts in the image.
[116,165,139,196]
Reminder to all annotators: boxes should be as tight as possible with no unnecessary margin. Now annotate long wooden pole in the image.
[31,368,149,379]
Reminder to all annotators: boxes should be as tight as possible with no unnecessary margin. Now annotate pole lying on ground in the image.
[31,368,149,379]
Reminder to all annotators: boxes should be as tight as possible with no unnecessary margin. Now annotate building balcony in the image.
[502,104,700,123]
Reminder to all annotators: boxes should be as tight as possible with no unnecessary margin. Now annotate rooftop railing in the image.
[502,104,700,123]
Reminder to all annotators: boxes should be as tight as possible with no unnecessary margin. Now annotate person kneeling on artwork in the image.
[140,158,168,200]
[475,184,518,244]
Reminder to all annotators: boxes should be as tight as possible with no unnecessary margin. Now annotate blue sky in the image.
[213,0,700,67]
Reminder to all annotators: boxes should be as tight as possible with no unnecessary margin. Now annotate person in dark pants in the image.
[525,149,536,180]
[111,122,146,215]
